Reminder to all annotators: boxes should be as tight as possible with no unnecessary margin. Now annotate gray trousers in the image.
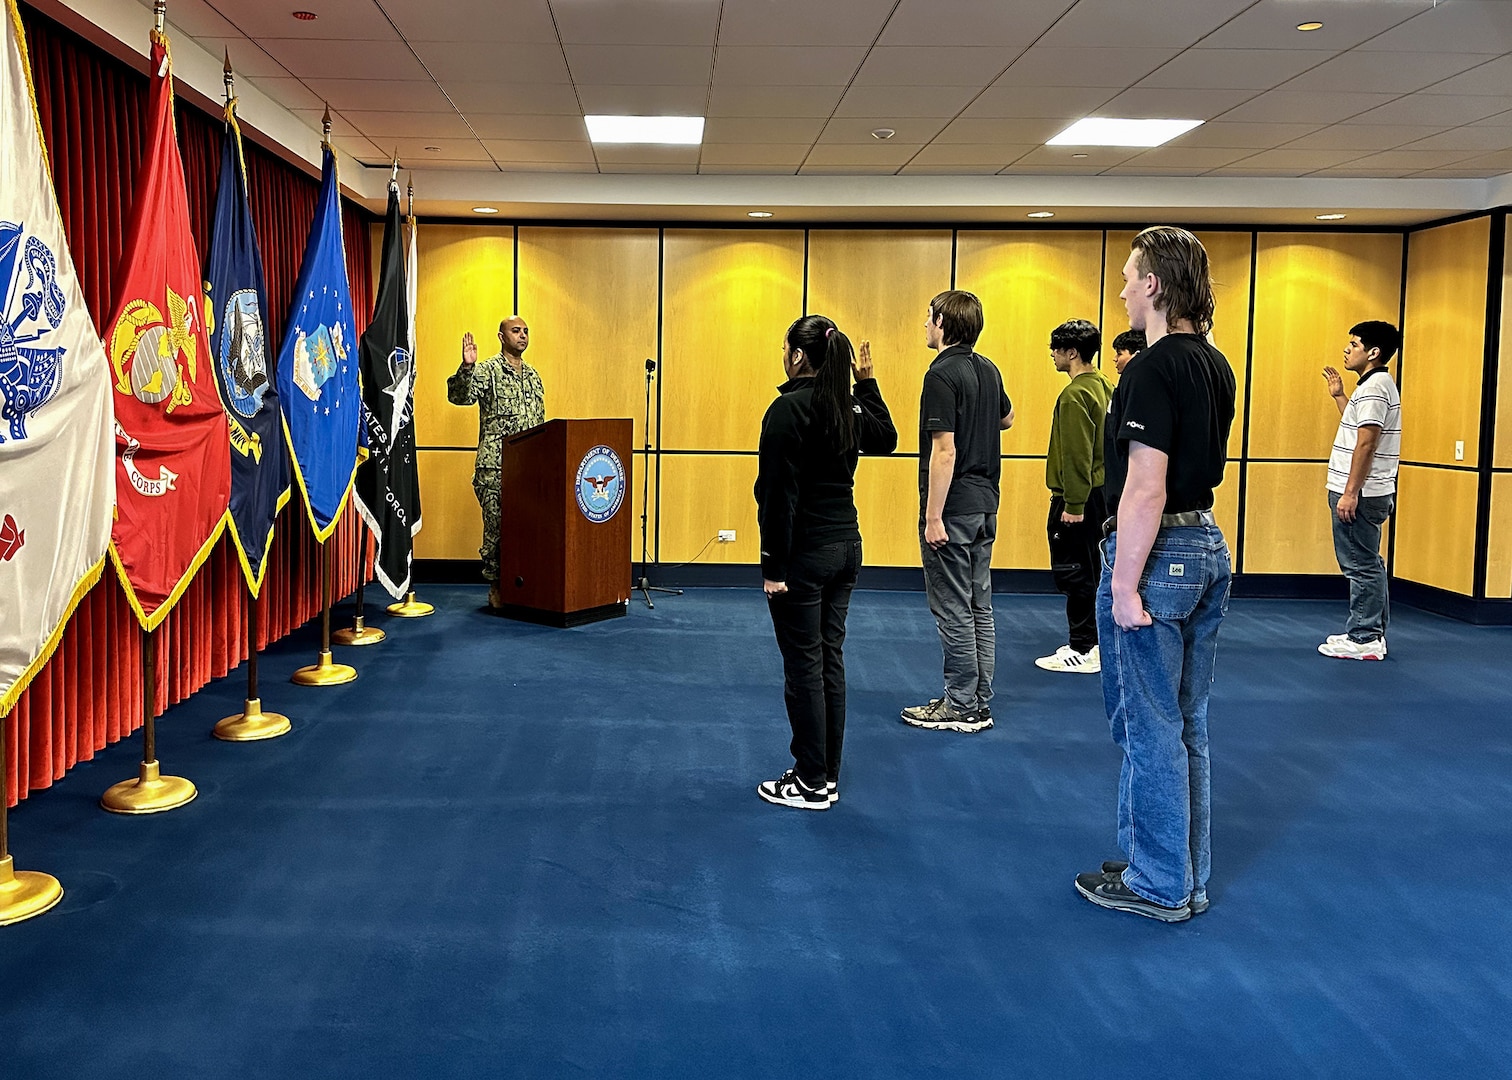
[920,513,997,711]
[1329,490,1393,642]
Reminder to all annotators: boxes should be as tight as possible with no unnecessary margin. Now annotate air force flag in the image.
[205,96,289,594]
[276,144,359,542]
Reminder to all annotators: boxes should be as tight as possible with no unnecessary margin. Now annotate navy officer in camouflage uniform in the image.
[447,316,546,607]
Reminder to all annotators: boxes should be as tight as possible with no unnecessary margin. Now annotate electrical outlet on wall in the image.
[718,530,736,542]
[1456,441,1465,461]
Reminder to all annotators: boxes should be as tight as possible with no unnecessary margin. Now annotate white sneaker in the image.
[1034,644,1101,673]
[1318,637,1387,660]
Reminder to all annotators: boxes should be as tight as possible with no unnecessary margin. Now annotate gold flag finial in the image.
[407,174,414,216]
[391,150,400,183]
[321,104,332,145]
[154,0,166,33]
[223,48,234,101]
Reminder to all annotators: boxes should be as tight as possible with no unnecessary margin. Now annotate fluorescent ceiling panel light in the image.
[584,115,704,145]
[472,206,498,214]
[1047,117,1203,148]
[1316,213,1347,220]
[1027,211,1055,219]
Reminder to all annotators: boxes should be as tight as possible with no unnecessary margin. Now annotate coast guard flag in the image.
[205,95,289,596]
[103,25,230,631]
[0,0,114,715]
[354,180,421,597]
[276,144,359,542]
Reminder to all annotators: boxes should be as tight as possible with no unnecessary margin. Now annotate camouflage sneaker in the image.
[900,696,991,733]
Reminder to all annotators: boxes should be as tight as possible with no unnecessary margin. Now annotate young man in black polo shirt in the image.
[1074,227,1236,923]
[901,290,1014,733]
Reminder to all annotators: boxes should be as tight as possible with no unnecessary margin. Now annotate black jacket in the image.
[754,376,898,581]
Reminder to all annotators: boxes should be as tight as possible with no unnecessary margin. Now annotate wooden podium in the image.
[496,418,633,626]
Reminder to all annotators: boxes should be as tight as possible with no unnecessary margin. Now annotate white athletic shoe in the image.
[1318,637,1387,660]
[1034,644,1101,673]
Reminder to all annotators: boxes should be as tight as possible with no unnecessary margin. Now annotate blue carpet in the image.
[2,587,1509,1079]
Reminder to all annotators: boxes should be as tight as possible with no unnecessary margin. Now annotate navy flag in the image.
[204,95,289,594]
[276,144,359,542]
[354,179,420,597]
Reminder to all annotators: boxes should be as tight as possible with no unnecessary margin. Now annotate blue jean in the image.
[1097,525,1231,909]
[1328,490,1393,643]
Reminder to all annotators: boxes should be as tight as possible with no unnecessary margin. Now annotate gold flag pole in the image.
[332,529,385,646]
[0,713,64,925]
[387,172,434,619]
[102,628,198,813]
[291,540,357,685]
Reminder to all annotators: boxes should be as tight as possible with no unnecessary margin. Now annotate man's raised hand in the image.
[461,332,478,368]
[1322,365,1344,399]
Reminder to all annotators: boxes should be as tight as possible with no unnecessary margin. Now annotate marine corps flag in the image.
[354,180,420,597]
[276,143,359,542]
[1,0,114,714]
[205,93,289,596]
[104,26,229,631]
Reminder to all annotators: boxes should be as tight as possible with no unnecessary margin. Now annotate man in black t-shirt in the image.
[900,290,1014,734]
[1074,227,1236,925]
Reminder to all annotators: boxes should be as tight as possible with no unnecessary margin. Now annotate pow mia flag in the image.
[354,179,420,597]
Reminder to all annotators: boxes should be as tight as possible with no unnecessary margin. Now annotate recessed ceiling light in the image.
[747,211,774,218]
[1027,211,1055,219]
[472,206,498,215]
[1296,21,1324,32]
[1316,213,1347,221]
[871,127,896,140]
[423,146,441,152]
[1047,117,1203,148]
[1072,153,1089,159]
[292,10,317,20]
[584,115,704,145]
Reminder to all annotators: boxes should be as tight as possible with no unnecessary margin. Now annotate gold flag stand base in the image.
[291,650,356,686]
[213,698,291,742]
[387,591,434,618]
[101,760,198,815]
[332,615,385,646]
[0,855,63,926]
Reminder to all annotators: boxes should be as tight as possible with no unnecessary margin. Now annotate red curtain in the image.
[5,6,377,806]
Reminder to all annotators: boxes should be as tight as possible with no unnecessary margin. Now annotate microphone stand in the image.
[636,358,680,609]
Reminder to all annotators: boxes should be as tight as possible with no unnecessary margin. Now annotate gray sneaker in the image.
[900,696,992,733]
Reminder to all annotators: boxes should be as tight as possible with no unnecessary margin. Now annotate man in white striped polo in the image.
[1320,320,1402,661]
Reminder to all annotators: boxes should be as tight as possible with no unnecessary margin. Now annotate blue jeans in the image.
[1097,525,1231,909]
[1328,490,1393,643]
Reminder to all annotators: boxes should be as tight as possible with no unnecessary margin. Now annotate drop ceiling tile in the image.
[698,143,811,165]
[817,118,950,144]
[328,133,386,162]
[998,164,1108,175]
[256,40,430,81]
[464,115,591,141]
[804,142,923,166]
[550,0,722,45]
[338,111,475,140]
[1225,148,1367,170]
[1217,90,1396,125]
[410,42,572,83]
[563,45,713,84]
[573,85,711,114]
[908,143,1034,167]
[1307,167,1416,178]
[302,79,457,113]
[712,46,867,86]
[385,0,560,43]
[1421,56,1512,96]
[1117,146,1255,169]
[1036,0,1256,49]
[878,0,1068,46]
[1342,149,1481,170]
[961,85,1118,120]
[261,83,331,114]
[832,86,980,119]
[1400,126,1512,153]
[706,85,846,117]
[1349,94,1512,127]
[1456,150,1512,169]
[702,117,827,143]
[482,139,598,164]
[1282,124,1440,151]
[1203,165,1325,177]
[158,0,242,39]
[1012,144,1138,167]
[899,164,1006,175]
[1471,110,1512,126]
[994,47,1179,88]
[1198,0,1435,51]
[1102,165,1221,176]
[796,164,902,174]
[1414,167,1509,178]
[387,137,491,162]
[1355,0,1512,52]
[438,81,584,114]
[592,144,703,165]
[201,0,402,39]
[1166,121,1325,148]
[696,164,800,174]
[599,162,699,173]
[205,40,289,80]
[850,47,1012,88]
[933,117,1069,144]
[494,161,599,173]
[1096,88,1258,121]
[1137,49,1327,91]
[1283,51,1493,95]
[715,0,899,46]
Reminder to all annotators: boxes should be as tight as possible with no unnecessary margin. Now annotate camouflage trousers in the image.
[473,469,501,582]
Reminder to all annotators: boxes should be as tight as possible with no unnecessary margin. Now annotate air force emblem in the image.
[575,445,625,524]
[0,220,67,444]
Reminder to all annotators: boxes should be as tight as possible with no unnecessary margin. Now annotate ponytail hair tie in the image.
[825,327,835,339]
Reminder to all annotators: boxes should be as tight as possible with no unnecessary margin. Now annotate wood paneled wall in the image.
[396,219,1503,593]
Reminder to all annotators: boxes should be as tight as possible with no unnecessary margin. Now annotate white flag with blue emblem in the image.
[0,0,114,715]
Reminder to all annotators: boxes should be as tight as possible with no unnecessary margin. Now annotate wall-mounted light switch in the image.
[1455,441,1465,461]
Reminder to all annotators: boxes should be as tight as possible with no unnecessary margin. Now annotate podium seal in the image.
[575,445,626,523]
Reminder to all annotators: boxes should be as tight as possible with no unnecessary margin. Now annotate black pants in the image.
[766,539,862,787]
[1048,489,1106,653]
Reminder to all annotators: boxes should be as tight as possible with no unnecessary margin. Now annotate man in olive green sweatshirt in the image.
[1037,319,1114,674]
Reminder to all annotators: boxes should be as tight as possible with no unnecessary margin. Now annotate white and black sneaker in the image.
[826,781,838,804]
[900,696,992,733]
[1318,636,1386,660]
[1034,644,1101,673]
[757,769,830,810]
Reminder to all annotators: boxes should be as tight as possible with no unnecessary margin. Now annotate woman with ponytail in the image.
[754,315,898,810]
